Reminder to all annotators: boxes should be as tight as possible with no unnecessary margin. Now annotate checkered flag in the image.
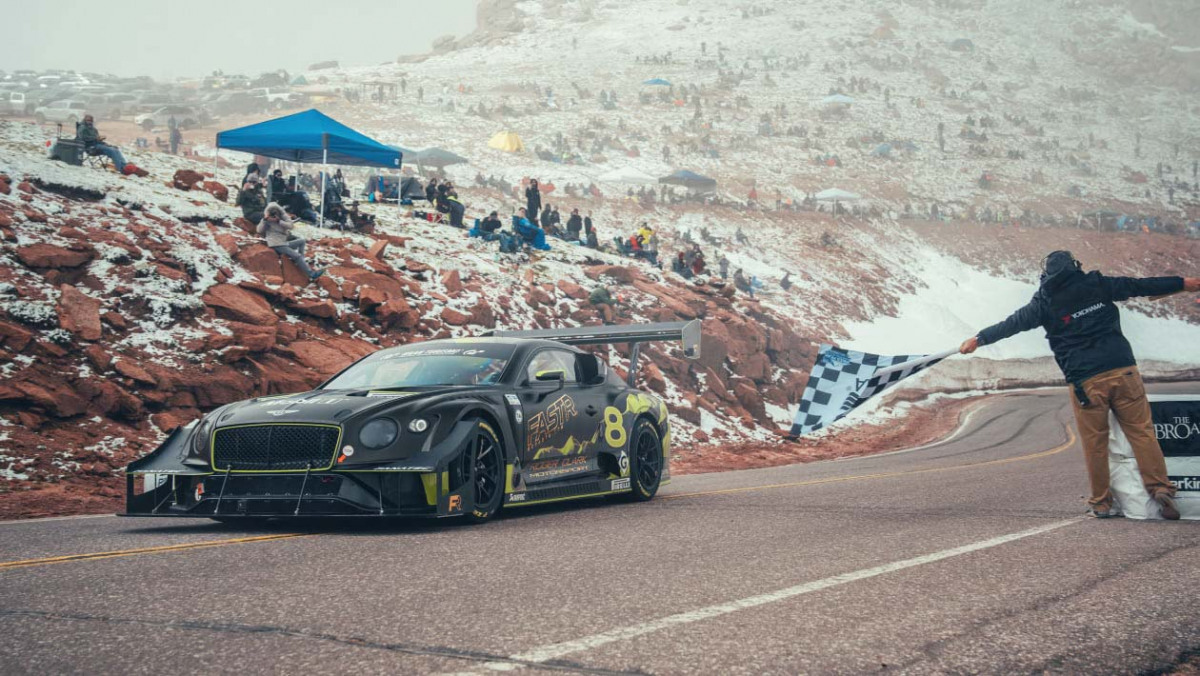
[789,344,955,437]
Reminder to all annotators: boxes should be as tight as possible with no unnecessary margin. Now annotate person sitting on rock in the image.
[257,203,325,282]
[585,225,599,249]
[673,252,693,279]
[470,210,503,241]
[76,115,130,174]
[566,208,583,241]
[269,169,288,200]
[780,271,792,291]
[513,207,550,250]
[733,268,752,296]
[237,174,267,225]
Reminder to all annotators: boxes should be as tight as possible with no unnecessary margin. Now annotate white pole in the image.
[319,148,327,229]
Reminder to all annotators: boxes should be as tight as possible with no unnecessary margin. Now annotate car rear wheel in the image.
[463,420,504,523]
[627,419,663,501]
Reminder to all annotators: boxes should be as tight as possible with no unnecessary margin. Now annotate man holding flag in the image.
[960,250,1200,519]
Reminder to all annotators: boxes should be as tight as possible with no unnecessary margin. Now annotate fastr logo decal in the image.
[526,394,578,452]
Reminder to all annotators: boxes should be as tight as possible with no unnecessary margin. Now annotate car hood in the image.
[212,388,470,427]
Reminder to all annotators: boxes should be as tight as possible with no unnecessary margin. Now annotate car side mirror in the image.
[533,369,565,393]
[576,353,607,386]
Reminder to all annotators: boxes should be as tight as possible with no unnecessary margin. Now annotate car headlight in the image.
[192,417,213,454]
[360,419,398,449]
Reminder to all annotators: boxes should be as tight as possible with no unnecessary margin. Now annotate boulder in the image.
[289,340,357,375]
[468,300,496,328]
[441,269,463,295]
[16,243,94,269]
[329,267,406,299]
[12,379,88,418]
[288,299,338,319]
[358,286,387,313]
[441,307,471,326]
[587,264,637,284]
[227,322,277,352]
[114,358,157,386]
[57,284,103,341]
[172,169,205,191]
[556,280,589,300]
[733,381,767,420]
[201,181,229,202]
[235,244,284,279]
[367,240,388,261]
[0,319,35,350]
[202,284,277,326]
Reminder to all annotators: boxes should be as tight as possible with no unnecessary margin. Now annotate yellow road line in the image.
[664,424,1077,501]
[0,532,315,571]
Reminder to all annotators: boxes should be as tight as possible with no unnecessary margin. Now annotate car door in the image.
[518,349,607,484]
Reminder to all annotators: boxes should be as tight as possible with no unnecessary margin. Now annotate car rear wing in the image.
[484,320,701,386]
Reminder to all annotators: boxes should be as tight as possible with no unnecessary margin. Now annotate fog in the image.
[0,0,477,79]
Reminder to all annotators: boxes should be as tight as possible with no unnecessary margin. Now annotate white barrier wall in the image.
[1110,394,1200,520]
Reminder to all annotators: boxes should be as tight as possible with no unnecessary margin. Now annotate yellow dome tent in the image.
[487,130,525,153]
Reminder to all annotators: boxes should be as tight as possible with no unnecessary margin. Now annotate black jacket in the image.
[977,269,1183,384]
[525,186,541,211]
[566,214,582,232]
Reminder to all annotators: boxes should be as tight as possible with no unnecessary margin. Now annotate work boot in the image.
[1155,493,1181,521]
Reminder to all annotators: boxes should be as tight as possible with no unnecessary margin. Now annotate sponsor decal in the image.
[262,397,344,408]
[611,477,631,491]
[618,450,630,476]
[505,394,521,406]
[366,391,412,398]
[508,493,527,503]
[373,466,435,471]
[1169,476,1200,491]
[267,409,298,416]
[820,349,851,367]
[514,410,523,424]
[1155,416,1199,441]
[1062,302,1105,325]
[526,394,578,453]
[526,455,590,480]
[448,494,462,512]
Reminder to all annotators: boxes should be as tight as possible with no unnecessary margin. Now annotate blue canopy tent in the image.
[659,169,717,192]
[643,78,672,86]
[215,109,402,225]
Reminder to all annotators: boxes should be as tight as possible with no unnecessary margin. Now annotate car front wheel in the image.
[463,420,504,523]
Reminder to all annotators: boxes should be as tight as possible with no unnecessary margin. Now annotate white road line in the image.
[467,518,1081,673]
[0,514,115,526]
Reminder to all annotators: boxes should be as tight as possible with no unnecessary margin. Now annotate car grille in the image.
[212,425,341,471]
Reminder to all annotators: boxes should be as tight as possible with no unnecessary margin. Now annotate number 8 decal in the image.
[604,406,626,448]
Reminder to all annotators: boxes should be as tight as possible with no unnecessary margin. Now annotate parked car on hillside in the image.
[0,91,30,116]
[33,99,89,126]
[246,87,296,109]
[135,105,208,131]
[208,91,268,117]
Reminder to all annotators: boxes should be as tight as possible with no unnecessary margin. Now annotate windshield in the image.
[323,344,512,389]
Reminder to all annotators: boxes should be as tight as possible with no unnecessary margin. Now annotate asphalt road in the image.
[1,387,1197,675]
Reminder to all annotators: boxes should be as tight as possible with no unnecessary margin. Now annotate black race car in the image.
[123,321,701,522]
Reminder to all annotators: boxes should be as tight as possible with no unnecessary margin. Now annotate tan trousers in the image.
[1069,366,1175,510]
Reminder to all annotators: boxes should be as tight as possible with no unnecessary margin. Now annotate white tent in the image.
[821,94,856,105]
[597,166,657,185]
[814,188,861,201]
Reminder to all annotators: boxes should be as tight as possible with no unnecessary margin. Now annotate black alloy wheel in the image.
[628,419,663,501]
[465,421,503,523]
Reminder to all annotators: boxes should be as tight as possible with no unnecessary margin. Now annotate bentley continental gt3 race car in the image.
[123,321,701,523]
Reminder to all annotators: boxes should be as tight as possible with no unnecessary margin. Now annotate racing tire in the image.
[626,418,663,501]
[463,420,504,524]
